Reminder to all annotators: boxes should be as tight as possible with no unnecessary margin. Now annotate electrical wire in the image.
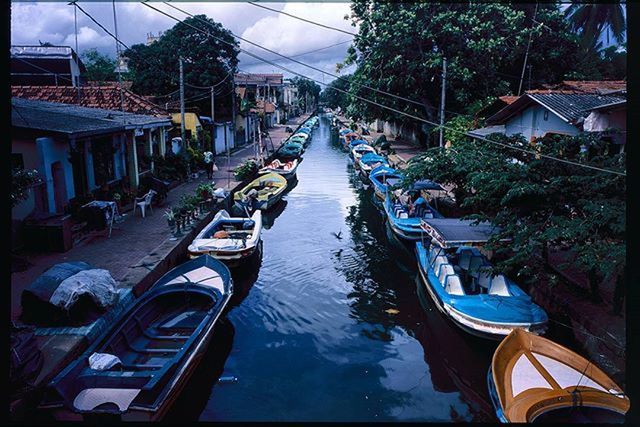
[13,57,76,84]
[246,1,358,36]
[241,39,352,66]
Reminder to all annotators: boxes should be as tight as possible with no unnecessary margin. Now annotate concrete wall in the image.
[367,119,424,144]
[505,104,578,141]
[214,122,234,155]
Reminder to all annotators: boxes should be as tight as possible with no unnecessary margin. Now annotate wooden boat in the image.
[258,158,299,180]
[356,152,389,180]
[349,144,377,167]
[342,132,361,150]
[233,172,287,213]
[416,218,548,339]
[39,255,233,421]
[384,183,443,240]
[187,210,262,266]
[488,328,629,423]
[369,165,403,201]
[288,135,308,148]
[291,133,310,146]
[276,142,303,160]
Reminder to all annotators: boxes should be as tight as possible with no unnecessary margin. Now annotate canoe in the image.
[233,172,287,212]
[369,165,403,201]
[488,328,629,423]
[187,210,262,266]
[258,158,299,180]
[384,185,443,240]
[356,152,389,179]
[40,255,233,421]
[416,218,548,339]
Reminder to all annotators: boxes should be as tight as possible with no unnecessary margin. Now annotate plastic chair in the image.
[134,190,156,218]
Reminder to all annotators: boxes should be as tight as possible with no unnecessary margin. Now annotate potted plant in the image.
[112,192,122,213]
[164,208,176,228]
[233,159,257,181]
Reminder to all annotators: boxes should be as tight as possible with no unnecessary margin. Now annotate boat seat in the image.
[457,250,473,270]
[438,264,455,284]
[432,255,448,274]
[444,274,465,296]
[476,269,492,291]
[489,275,511,296]
[468,256,487,277]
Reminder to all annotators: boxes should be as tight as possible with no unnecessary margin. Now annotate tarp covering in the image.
[50,269,118,311]
[21,262,119,326]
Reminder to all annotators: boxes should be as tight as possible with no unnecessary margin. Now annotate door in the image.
[51,161,67,213]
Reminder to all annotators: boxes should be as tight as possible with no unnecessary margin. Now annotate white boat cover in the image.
[50,269,118,311]
[88,352,122,371]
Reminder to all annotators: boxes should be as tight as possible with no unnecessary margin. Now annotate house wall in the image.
[584,109,626,133]
[171,112,202,142]
[214,122,234,155]
[505,104,578,141]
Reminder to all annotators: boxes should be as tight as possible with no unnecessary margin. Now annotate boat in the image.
[187,210,262,266]
[288,135,308,148]
[258,158,299,180]
[369,165,403,201]
[233,172,287,213]
[416,218,548,339]
[350,144,377,167]
[384,182,444,240]
[356,152,389,180]
[488,328,629,423]
[39,255,233,421]
[342,132,360,150]
[276,142,303,160]
[291,133,310,145]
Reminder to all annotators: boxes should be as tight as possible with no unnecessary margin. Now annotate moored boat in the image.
[39,255,233,421]
[276,141,304,160]
[488,328,629,423]
[258,158,299,180]
[416,218,548,339]
[233,172,288,213]
[369,165,403,200]
[384,183,443,240]
[356,152,389,179]
[350,144,376,168]
[187,210,262,266]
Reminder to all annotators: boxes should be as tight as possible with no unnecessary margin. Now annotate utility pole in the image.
[210,86,215,152]
[439,57,447,149]
[179,56,186,147]
[231,73,236,146]
[518,3,539,95]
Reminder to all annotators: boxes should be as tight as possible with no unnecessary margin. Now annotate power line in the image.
[241,39,352,66]
[246,1,358,36]
[140,2,627,177]
[13,57,75,84]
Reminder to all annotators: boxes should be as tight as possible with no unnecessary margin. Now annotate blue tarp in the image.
[360,153,387,164]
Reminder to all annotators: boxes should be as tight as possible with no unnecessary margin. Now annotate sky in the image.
[10,2,357,84]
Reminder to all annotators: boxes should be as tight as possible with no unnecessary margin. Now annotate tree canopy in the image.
[291,76,321,112]
[319,74,352,110]
[124,15,238,117]
[81,48,117,82]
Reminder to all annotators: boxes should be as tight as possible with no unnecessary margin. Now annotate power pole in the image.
[439,57,447,149]
[518,3,539,95]
[231,73,236,146]
[210,86,215,152]
[179,57,186,147]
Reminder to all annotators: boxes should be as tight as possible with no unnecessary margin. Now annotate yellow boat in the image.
[488,328,629,423]
[233,172,287,212]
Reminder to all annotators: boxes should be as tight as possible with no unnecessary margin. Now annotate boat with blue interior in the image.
[356,152,389,180]
[350,144,376,167]
[415,218,548,339]
[369,165,403,201]
[383,180,444,240]
[40,255,233,421]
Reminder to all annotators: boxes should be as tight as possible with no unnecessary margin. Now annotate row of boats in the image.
[335,120,630,423]
[39,116,321,421]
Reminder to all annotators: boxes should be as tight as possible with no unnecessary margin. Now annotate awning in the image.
[420,218,501,248]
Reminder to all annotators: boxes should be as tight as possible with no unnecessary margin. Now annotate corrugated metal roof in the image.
[12,97,171,137]
[528,93,626,122]
[234,73,283,85]
[467,125,505,137]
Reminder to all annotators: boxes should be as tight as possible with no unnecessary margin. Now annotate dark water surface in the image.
[169,115,499,422]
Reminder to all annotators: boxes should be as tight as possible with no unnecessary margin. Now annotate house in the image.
[11,45,87,87]
[170,111,203,145]
[12,98,172,222]
[234,73,284,128]
[282,79,300,121]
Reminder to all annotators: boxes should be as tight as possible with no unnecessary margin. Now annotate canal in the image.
[167,114,499,422]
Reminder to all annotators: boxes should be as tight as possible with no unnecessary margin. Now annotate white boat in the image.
[187,210,262,266]
[258,158,299,181]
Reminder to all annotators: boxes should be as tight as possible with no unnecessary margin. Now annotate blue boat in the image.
[339,128,353,135]
[369,165,403,201]
[356,152,389,180]
[40,255,233,421]
[383,180,443,240]
[415,218,548,339]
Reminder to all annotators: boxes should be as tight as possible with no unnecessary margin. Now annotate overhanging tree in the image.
[81,48,117,82]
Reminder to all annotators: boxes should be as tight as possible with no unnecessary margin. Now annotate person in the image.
[203,151,214,179]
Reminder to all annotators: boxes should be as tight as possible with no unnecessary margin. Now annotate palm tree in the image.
[565,3,626,50]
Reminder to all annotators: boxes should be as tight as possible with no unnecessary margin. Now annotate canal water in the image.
[168,114,499,422]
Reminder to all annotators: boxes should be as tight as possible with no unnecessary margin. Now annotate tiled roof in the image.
[11,85,170,117]
[536,80,626,94]
[487,93,626,125]
[498,96,519,105]
[12,97,171,137]
[234,73,283,85]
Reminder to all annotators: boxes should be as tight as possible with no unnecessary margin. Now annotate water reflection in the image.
[261,200,287,230]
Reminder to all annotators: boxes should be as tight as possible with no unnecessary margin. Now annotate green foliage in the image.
[319,75,352,110]
[81,48,117,82]
[11,169,41,208]
[565,3,626,49]
[196,183,214,199]
[343,3,584,124]
[233,159,257,181]
[403,130,626,295]
[152,152,189,181]
[124,15,239,115]
[292,77,321,111]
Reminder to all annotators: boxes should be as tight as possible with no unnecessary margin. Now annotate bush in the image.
[11,169,41,208]
[233,159,257,181]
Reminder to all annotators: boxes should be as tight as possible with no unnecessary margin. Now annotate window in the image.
[543,110,549,121]
[92,137,115,186]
